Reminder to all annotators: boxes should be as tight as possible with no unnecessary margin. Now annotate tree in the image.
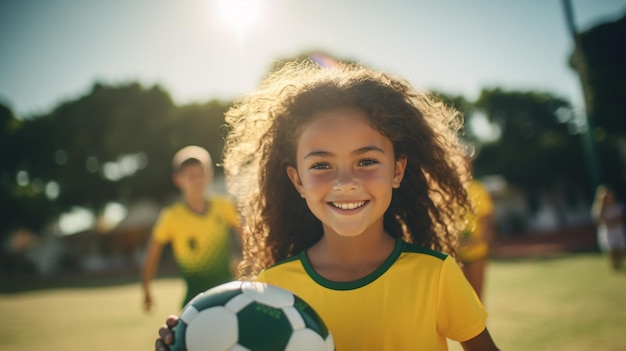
[570,13,626,199]
[169,100,230,174]
[1,82,231,242]
[473,89,587,191]
[0,105,39,237]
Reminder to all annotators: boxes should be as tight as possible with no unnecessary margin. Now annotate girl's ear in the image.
[392,156,407,189]
[286,165,305,198]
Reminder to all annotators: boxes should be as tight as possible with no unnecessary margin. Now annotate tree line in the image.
[0,84,231,241]
[1,13,624,245]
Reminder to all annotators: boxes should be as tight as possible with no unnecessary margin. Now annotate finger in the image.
[155,338,168,351]
[159,325,173,345]
[166,315,179,328]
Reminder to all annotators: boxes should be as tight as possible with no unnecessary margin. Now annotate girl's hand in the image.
[155,315,179,351]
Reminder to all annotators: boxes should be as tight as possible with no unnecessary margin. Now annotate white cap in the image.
[171,146,212,171]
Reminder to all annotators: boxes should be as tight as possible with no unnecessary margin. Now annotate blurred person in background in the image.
[457,156,496,302]
[141,146,242,311]
[591,184,625,270]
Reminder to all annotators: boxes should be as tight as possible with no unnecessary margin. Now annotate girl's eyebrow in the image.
[303,150,332,159]
[354,145,385,155]
[303,145,385,159]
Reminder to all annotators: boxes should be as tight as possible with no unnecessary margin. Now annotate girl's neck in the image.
[307,230,396,282]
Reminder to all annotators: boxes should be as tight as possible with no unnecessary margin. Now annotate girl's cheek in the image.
[357,169,391,184]
[303,172,334,189]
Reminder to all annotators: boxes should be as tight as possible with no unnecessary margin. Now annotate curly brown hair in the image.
[223,60,470,278]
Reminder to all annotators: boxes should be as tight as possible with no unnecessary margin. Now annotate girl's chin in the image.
[326,226,370,238]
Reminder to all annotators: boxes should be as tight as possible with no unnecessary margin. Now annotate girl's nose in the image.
[332,169,358,191]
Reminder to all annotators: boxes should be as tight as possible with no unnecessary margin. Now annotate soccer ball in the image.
[170,281,335,351]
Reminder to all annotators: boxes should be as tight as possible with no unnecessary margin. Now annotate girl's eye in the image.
[359,159,379,166]
[310,163,330,170]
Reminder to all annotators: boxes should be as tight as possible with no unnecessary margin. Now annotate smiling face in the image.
[286,108,406,239]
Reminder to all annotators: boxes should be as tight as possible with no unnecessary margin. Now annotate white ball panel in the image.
[228,345,251,351]
[211,280,245,293]
[179,306,199,324]
[225,293,253,313]
[185,307,238,351]
[188,281,242,305]
[282,306,305,330]
[325,332,335,351]
[284,329,328,351]
[241,281,294,308]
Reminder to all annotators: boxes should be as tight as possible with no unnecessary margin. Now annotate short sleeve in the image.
[152,209,173,244]
[437,256,487,341]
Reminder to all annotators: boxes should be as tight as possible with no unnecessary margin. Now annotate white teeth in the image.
[332,201,365,210]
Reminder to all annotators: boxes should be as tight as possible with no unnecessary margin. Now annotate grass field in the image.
[448,252,626,350]
[1,252,625,351]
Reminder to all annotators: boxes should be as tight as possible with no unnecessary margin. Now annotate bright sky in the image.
[1,0,625,118]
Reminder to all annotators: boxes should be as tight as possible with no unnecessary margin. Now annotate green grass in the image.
[450,253,626,350]
[0,278,185,351]
[2,253,625,351]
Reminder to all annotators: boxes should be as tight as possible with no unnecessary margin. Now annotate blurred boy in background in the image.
[141,146,242,311]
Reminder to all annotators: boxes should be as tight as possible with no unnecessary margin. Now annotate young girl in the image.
[155,61,499,350]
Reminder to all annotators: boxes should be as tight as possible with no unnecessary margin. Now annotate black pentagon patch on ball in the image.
[293,295,330,339]
[237,300,293,350]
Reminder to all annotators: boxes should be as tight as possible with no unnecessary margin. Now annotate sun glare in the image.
[216,0,261,34]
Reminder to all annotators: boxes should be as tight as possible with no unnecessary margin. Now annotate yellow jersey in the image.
[152,196,240,305]
[257,239,487,350]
